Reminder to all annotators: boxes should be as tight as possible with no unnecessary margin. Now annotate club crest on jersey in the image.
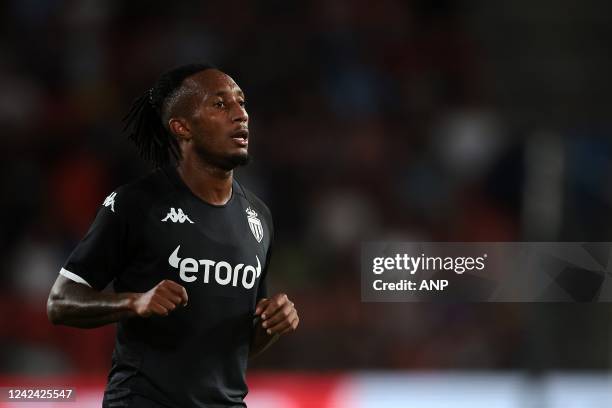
[162,207,194,224]
[246,207,263,243]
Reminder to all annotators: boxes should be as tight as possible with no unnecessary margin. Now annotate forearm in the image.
[249,320,279,358]
[47,280,137,328]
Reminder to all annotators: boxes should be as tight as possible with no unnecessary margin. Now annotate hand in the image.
[131,280,188,318]
[254,293,299,336]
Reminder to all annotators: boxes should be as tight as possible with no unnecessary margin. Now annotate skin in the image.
[169,69,250,205]
[47,69,299,357]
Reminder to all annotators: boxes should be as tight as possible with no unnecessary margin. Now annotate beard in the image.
[227,152,251,169]
[194,142,250,171]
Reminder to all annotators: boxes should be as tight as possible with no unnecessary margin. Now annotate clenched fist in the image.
[131,280,189,318]
[254,293,299,336]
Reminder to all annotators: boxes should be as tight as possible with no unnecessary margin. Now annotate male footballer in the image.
[47,64,299,407]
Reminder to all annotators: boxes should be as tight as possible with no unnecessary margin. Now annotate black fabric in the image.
[63,165,273,407]
[103,393,172,408]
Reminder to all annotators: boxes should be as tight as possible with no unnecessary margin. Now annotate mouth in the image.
[231,129,249,147]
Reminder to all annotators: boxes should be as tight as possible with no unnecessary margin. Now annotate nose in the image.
[231,102,248,124]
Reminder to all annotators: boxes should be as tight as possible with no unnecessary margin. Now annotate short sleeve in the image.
[256,209,274,301]
[256,248,271,300]
[60,189,128,291]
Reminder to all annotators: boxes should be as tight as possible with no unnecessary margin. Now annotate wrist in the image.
[122,292,140,317]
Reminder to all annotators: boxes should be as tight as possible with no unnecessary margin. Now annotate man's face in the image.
[183,69,249,170]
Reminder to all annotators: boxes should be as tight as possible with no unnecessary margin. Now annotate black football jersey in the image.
[59,165,273,407]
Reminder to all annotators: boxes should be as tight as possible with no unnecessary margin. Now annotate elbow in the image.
[46,296,63,325]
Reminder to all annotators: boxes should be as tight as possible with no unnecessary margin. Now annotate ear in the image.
[168,118,191,142]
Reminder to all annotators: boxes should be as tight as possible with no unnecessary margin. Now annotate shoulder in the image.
[103,167,175,217]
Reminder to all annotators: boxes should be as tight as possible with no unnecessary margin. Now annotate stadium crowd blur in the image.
[1,0,612,376]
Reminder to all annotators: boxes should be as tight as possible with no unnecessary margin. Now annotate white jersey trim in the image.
[59,268,92,288]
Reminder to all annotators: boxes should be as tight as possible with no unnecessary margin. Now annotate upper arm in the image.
[48,274,90,301]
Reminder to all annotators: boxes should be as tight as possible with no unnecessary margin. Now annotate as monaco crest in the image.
[246,207,264,243]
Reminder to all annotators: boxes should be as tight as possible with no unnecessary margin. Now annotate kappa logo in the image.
[103,192,117,212]
[162,208,194,224]
[168,245,261,289]
[246,207,263,243]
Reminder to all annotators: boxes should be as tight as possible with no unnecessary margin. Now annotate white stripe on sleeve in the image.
[59,268,93,288]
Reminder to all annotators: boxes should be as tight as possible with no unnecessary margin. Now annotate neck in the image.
[176,156,233,206]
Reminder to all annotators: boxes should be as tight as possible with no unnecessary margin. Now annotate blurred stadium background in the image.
[1,0,612,406]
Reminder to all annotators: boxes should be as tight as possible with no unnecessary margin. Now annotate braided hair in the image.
[123,63,215,167]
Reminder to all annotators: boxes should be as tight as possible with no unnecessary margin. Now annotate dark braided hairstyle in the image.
[123,63,215,167]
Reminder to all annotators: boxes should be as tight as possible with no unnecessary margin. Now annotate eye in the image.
[239,100,246,107]
[214,101,225,108]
